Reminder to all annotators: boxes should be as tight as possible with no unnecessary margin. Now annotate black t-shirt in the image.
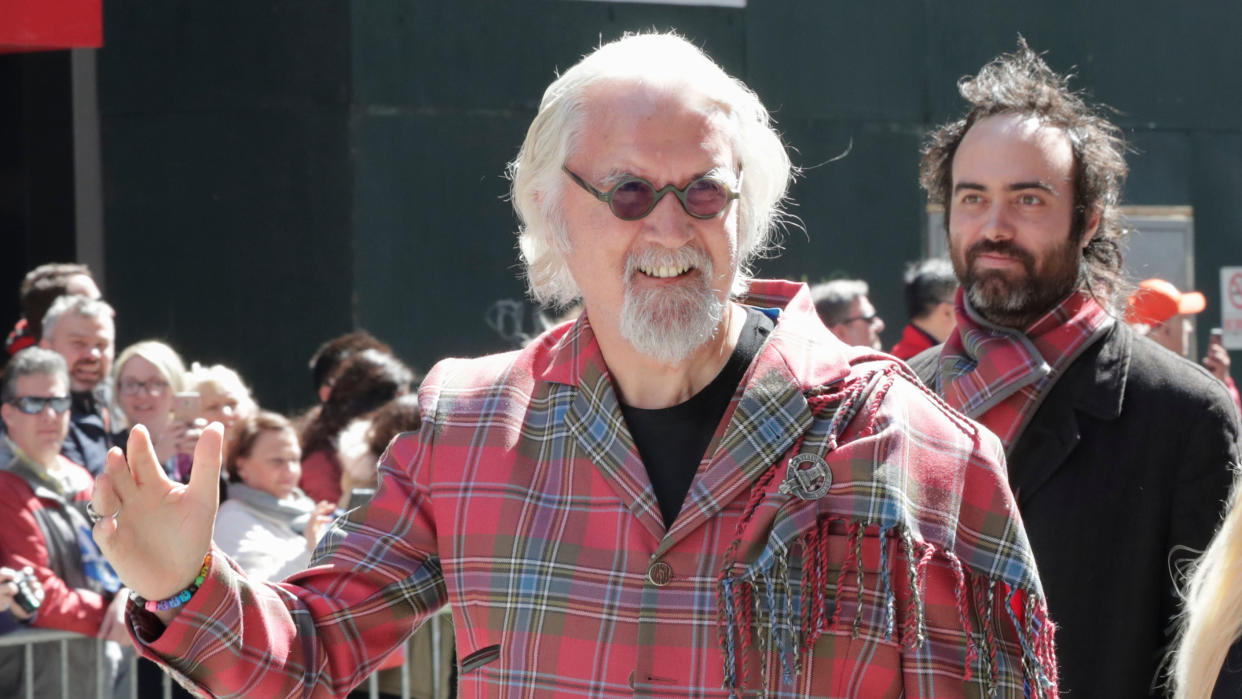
[620,307,776,529]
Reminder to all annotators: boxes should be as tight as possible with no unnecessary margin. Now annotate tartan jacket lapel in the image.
[662,365,813,553]
[551,316,666,542]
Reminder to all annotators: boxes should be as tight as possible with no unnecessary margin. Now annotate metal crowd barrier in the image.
[0,613,450,699]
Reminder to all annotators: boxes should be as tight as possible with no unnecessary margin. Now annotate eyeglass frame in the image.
[5,395,72,415]
[118,378,171,396]
[561,166,741,221]
[834,312,882,326]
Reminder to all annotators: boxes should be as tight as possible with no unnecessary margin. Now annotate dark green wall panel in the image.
[99,1,353,412]
[746,1,929,121]
[351,0,744,110]
[350,110,530,369]
[101,109,354,410]
[754,117,925,343]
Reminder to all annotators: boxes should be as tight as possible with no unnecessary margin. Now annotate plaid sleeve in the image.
[127,415,446,699]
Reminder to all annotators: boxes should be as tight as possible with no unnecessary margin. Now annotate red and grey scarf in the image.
[939,288,1113,453]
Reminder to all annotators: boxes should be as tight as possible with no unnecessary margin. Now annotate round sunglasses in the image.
[562,166,740,221]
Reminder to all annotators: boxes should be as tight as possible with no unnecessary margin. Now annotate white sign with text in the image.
[1221,266,1242,350]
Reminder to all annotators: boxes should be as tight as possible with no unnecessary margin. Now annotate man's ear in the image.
[1080,208,1102,249]
[38,338,51,349]
[1,403,13,428]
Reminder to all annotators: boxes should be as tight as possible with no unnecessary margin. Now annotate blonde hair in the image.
[183,361,257,417]
[508,31,794,307]
[1171,482,1242,697]
[113,340,187,427]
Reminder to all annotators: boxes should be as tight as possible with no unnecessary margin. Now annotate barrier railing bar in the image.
[3,625,434,699]
[431,613,443,698]
[61,637,70,699]
[23,638,34,699]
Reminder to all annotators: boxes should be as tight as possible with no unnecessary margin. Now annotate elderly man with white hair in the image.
[94,33,1054,697]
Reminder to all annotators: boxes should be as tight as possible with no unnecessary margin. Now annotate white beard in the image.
[619,246,725,365]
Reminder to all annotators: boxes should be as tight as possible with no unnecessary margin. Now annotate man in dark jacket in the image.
[38,294,116,475]
[910,40,1240,697]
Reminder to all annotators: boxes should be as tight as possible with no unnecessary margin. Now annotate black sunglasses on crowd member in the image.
[7,395,72,415]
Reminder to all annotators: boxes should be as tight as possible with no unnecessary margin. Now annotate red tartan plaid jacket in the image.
[129,280,1055,698]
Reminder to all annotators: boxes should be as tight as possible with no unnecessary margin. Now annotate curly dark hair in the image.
[19,263,95,342]
[918,38,1129,305]
[366,394,422,458]
[307,331,393,394]
[300,349,414,457]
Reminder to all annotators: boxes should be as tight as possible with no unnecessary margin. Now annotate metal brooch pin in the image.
[778,453,833,500]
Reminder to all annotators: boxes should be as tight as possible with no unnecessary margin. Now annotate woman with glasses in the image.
[112,340,200,480]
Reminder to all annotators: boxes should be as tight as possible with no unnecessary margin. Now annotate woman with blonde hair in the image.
[182,361,257,433]
[112,340,199,478]
[1171,483,1242,697]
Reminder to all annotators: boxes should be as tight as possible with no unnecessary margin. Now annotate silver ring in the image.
[86,501,114,525]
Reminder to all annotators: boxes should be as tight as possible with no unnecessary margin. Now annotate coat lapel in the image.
[1006,324,1128,505]
[657,367,814,554]
[554,323,666,544]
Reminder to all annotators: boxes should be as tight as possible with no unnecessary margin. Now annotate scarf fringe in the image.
[717,364,1055,697]
[717,521,1058,698]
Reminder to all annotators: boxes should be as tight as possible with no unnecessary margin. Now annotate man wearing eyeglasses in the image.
[0,347,129,697]
[811,278,886,350]
[97,34,1055,697]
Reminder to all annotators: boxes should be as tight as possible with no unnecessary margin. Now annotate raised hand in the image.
[304,501,337,552]
[1204,342,1232,383]
[92,423,224,605]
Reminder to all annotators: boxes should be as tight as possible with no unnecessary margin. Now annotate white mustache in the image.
[624,246,712,279]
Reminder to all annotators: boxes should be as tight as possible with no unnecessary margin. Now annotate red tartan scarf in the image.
[939,288,1112,452]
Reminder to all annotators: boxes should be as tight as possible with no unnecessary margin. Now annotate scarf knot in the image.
[940,289,1112,452]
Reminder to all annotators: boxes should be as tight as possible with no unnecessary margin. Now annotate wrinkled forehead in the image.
[954,112,1076,182]
[119,354,167,380]
[15,371,68,397]
[574,78,738,169]
[60,311,115,339]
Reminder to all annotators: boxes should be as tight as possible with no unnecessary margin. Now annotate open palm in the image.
[92,423,223,602]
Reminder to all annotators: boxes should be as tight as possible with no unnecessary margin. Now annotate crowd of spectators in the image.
[0,261,454,698]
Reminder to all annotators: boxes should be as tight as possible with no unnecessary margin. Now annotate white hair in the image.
[508,32,794,307]
[41,294,115,340]
[1169,480,1242,697]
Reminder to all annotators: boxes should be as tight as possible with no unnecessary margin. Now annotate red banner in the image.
[0,0,102,53]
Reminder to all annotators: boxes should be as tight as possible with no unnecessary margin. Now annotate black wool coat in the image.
[911,321,1240,698]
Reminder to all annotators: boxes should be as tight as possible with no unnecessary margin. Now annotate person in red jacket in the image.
[890,258,958,360]
[0,347,130,696]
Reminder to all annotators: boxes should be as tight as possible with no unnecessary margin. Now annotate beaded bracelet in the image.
[136,551,213,614]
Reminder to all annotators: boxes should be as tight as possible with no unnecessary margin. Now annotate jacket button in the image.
[647,560,674,586]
